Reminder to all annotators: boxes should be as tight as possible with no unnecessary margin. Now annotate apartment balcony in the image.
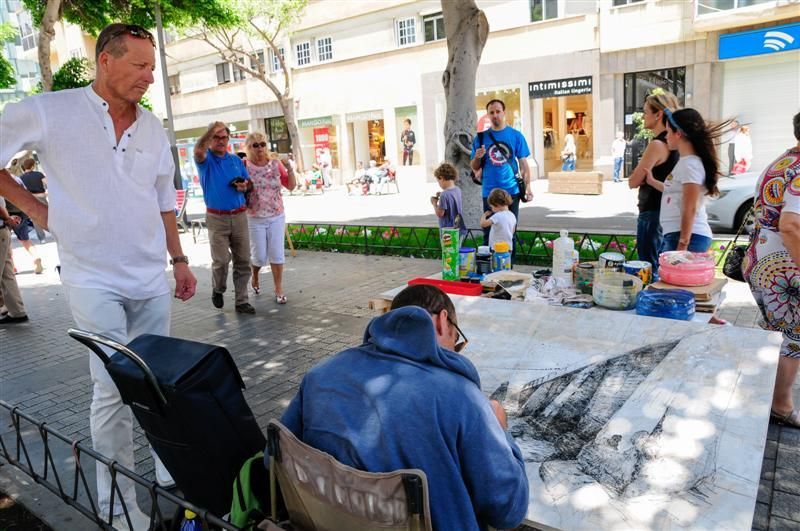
[693,0,800,32]
[599,0,697,53]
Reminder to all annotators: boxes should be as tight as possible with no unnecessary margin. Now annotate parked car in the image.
[707,171,759,234]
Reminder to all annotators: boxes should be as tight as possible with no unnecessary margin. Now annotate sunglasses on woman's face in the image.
[251,142,267,148]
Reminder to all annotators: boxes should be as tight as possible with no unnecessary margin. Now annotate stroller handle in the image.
[67,328,168,406]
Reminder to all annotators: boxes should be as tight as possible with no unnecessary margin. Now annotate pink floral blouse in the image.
[246,160,287,218]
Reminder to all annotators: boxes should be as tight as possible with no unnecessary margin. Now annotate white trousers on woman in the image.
[65,286,171,517]
[248,212,286,267]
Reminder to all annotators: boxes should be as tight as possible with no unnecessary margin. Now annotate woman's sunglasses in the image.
[251,142,267,148]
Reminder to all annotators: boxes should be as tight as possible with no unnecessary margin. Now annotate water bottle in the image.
[552,230,575,286]
[180,510,202,531]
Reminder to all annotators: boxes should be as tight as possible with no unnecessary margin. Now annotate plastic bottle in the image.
[492,241,512,272]
[552,230,575,286]
[180,510,202,531]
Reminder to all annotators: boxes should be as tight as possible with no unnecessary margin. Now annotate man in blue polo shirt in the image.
[195,121,255,314]
[471,99,532,245]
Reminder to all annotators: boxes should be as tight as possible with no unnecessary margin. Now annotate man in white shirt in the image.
[0,23,197,529]
[611,131,627,183]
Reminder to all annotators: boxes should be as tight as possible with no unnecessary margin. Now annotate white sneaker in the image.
[110,506,151,531]
[153,450,176,489]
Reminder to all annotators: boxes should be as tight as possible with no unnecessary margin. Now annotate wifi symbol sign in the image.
[763,31,795,51]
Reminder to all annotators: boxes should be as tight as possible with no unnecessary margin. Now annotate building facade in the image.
[165,0,800,184]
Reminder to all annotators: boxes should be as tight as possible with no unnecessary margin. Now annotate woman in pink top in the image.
[245,133,296,303]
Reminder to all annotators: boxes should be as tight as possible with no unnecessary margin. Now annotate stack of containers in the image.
[658,251,715,286]
[592,271,643,310]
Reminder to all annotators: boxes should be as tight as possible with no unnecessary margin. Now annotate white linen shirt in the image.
[0,86,176,299]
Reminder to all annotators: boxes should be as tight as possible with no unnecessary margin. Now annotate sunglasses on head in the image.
[102,25,156,51]
[251,142,267,148]
[446,315,469,353]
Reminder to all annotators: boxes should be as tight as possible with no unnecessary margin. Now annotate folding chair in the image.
[175,189,189,233]
[264,420,432,531]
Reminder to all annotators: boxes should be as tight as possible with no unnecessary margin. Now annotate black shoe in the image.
[235,303,255,314]
[0,314,29,324]
[212,292,224,309]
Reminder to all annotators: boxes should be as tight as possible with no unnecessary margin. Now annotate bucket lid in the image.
[478,245,491,254]
[494,241,510,253]
[460,247,476,253]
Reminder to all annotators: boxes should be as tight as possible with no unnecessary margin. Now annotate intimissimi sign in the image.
[528,76,593,99]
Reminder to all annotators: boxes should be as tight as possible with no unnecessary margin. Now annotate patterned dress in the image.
[744,147,800,357]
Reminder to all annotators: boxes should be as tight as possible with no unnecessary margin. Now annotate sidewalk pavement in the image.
[0,234,797,530]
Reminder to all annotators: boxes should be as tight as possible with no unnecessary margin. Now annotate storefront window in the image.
[368,120,385,163]
[265,116,291,154]
[697,0,772,16]
[623,67,686,139]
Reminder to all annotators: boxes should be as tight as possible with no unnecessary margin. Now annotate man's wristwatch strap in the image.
[170,255,189,265]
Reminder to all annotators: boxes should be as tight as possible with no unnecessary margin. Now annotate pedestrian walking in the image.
[0,23,197,529]
[733,125,753,174]
[19,158,48,243]
[611,131,626,182]
[194,121,255,314]
[0,197,28,324]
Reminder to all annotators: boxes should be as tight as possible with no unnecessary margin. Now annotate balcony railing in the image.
[696,0,774,17]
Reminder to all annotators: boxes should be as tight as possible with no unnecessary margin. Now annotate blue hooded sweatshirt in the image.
[280,306,529,530]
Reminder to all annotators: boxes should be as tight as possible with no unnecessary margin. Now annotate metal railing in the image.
[286,223,642,266]
[0,401,235,530]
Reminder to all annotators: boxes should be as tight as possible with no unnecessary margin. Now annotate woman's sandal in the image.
[251,283,260,295]
[275,294,287,304]
[770,408,800,428]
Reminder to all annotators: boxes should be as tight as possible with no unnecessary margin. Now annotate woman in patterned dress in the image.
[744,112,800,426]
[245,133,296,303]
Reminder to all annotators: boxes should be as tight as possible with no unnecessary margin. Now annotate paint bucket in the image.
[476,246,492,275]
[623,260,653,286]
[459,247,476,277]
[599,252,626,271]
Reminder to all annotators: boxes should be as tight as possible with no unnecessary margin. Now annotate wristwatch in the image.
[170,255,189,265]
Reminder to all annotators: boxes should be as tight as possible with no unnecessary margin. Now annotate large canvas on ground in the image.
[447,296,782,530]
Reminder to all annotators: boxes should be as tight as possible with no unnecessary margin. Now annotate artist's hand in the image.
[173,263,197,301]
[490,399,508,430]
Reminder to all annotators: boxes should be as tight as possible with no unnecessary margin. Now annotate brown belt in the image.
[206,206,246,216]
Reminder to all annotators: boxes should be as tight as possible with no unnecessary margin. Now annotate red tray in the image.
[408,277,483,296]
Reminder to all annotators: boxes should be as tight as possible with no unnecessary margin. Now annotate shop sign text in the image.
[528,76,593,99]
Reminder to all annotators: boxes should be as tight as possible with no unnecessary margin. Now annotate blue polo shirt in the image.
[196,149,250,211]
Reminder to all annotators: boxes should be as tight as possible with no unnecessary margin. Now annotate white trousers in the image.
[248,213,286,267]
[65,286,171,517]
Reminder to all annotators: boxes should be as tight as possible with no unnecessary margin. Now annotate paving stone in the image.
[753,501,770,530]
[781,428,800,446]
[766,440,780,459]
[772,491,800,522]
[777,446,800,471]
[776,468,800,496]
[769,424,782,441]
[761,479,776,504]
[768,515,800,531]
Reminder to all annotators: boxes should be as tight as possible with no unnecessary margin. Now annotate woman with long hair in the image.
[244,133,296,303]
[628,92,680,276]
[560,134,576,171]
[743,112,800,426]
[645,108,731,325]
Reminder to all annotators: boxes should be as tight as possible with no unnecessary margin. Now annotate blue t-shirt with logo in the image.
[196,149,250,211]
[471,126,530,198]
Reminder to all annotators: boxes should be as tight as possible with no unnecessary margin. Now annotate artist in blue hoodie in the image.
[280,284,529,530]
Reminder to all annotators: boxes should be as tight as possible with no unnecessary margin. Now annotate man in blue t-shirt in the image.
[471,99,532,245]
[194,121,254,314]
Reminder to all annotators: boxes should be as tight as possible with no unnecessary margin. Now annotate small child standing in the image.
[430,162,466,241]
[480,188,516,250]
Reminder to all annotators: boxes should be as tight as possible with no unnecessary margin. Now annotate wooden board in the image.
[648,277,728,301]
[548,171,604,195]
[548,182,603,195]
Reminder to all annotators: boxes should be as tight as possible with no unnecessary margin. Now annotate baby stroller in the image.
[68,329,266,518]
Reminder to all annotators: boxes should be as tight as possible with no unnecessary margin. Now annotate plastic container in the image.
[408,277,483,296]
[476,246,492,275]
[459,247,476,277]
[623,260,653,286]
[492,241,512,272]
[552,230,575,286]
[181,510,202,531]
[658,251,715,287]
[575,262,598,295]
[592,271,643,310]
[440,228,460,281]
[599,252,626,271]
[636,289,695,321]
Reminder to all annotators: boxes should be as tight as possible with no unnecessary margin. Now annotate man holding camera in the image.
[195,121,254,314]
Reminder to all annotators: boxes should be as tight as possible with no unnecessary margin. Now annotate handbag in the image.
[484,130,530,203]
[721,205,753,282]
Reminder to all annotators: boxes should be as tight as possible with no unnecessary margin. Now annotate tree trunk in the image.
[278,98,305,172]
[38,0,61,92]
[441,0,488,231]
